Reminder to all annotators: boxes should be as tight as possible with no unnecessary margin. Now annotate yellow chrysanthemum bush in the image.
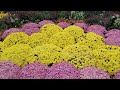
[40,24,63,38]
[61,43,96,69]
[0,44,33,67]
[63,25,86,43]
[27,44,64,65]
[49,32,76,48]
[0,42,6,59]
[93,46,120,75]
[3,32,29,47]
[28,33,49,48]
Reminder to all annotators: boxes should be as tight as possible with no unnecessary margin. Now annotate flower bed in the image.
[0,20,120,79]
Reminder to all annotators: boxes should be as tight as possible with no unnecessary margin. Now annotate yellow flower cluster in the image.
[28,44,64,65]
[40,24,63,38]
[0,42,6,59]
[3,32,29,47]
[0,44,33,67]
[93,46,120,75]
[28,33,49,48]
[0,11,8,19]
[62,43,96,69]
[49,32,76,48]
[64,25,85,43]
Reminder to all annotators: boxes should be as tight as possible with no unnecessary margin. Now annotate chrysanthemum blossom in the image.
[38,20,55,28]
[57,22,70,29]
[74,22,89,32]
[78,66,110,79]
[3,32,29,47]
[1,44,33,67]
[18,62,48,79]
[1,28,22,40]
[21,22,40,29]
[86,25,107,37]
[0,61,21,79]
[45,62,79,79]
[22,28,40,36]
[40,24,63,38]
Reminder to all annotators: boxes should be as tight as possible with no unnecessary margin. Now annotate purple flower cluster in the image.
[18,62,48,79]
[78,66,110,79]
[45,62,79,79]
[74,22,89,32]
[113,70,120,79]
[105,29,120,38]
[22,28,40,36]
[57,22,70,29]
[21,22,40,29]
[21,23,40,36]
[38,20,55,28]
[0,61,21,79]
[1,28,22,40]
[86,25,107,37]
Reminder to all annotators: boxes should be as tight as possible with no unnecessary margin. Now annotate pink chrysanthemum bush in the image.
[57,22,70,29]
[1,28,22,40]
[74,22,89,32]
[38,20,55,28]
[18,62,48,79]
[78,66,110,79]
[45,62,79,79]
[0,61,21,79]
[86,25,107,37]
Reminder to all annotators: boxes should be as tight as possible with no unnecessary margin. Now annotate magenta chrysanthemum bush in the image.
[86,25,107,37]
[22,28,40,36]
[1,28,22,40]
[38,20,55,28]
[21,22,40,29]
[74,22,89,32]
[113,70,120,79]
[105,29,120,38]
[45,62,79,79]
[57,22,70,29]
[18,62,48,79]
[78,66,110,79]
[0,61,21,79]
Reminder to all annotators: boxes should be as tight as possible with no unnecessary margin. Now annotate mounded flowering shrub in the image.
[21,22,40,29]
[0,42,6,58]
[113,70,120,79]
[18,62,48,79]
[40,24,63,38]
[28,33,49,48]
[3,32,29,47]
[0,61,21,79]
[1,44,33,67]
[86,25,107,37]
[62,43,96,69]
[74,22,89,32]
[22,28,40,36]
[105,29,120,38]
[28,44,64,65]
[49,32,76,48]
[1,28,22,40]
[38,20,55,28]
[78,66,110,79]
[57,22,70,29]
[105,36,120,46]
[64,25,85,43]
[93,48,120,75]
[45,62,79,79]
[84,32,105,43]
